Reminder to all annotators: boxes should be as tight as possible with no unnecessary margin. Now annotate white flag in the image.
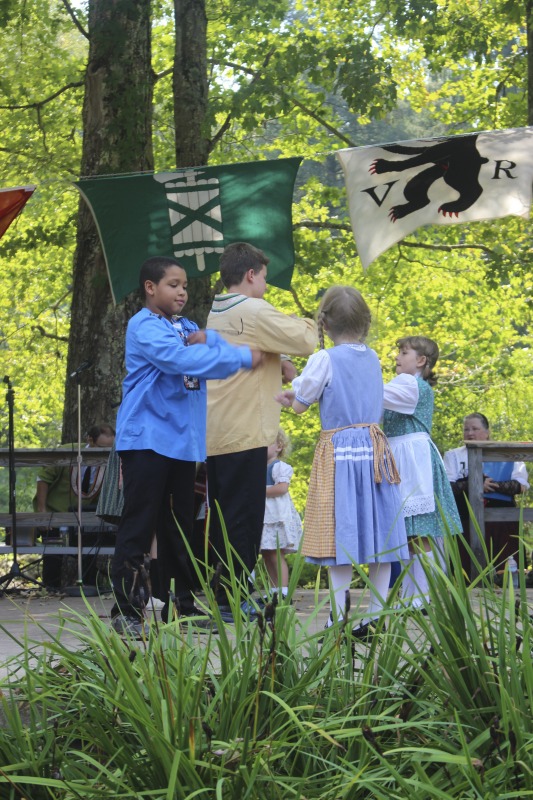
[336,127,533,269]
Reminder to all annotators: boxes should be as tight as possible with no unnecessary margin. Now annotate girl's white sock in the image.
[400,558,416,603]
[328,564,352,624]
[402,551,434,608]
[363,562,392,625]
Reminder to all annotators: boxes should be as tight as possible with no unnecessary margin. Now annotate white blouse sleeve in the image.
[273,460,294,484]
[443,447,468,481]
[383,373,419,415]
[512,462,530,488]
[292,349,332,407]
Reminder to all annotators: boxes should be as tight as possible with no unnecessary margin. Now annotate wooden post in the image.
[466,443,486,577]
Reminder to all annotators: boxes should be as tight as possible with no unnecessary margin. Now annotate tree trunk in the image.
[173,0,213,328]
[526,0,533,125]
[62,0,154,441]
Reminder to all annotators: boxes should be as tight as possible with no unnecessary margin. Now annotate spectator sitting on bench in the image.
[443,413,529,577]
[33,423,115,590]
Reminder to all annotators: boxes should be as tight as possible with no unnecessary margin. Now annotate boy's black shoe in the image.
[111,613,149,638]
[161,603,217,632]
[217,599,260,623]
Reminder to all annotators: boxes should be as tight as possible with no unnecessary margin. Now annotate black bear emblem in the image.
[369,135,489,222]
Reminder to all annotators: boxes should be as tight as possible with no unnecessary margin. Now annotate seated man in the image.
[33,423,115,589]
[443,412,529,575]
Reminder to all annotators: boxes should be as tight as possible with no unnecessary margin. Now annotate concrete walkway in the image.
[2,585,532,681]
[0,588,336,680]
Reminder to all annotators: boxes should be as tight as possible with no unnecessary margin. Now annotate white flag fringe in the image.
[336,127,533,269]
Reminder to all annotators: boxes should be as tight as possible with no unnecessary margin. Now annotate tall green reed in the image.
[0,508,532,799]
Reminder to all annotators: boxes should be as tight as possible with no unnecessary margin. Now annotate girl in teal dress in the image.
[383,335,461,609]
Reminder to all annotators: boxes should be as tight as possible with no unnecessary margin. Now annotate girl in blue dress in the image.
[383,336,461,609]
[277,286,408,638]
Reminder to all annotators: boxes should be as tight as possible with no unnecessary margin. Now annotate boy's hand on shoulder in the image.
[250,350,265,369]
[187,330,207,346]
[281,358,297,383]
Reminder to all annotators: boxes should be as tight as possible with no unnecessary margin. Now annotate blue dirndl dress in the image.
[298,345,409,566]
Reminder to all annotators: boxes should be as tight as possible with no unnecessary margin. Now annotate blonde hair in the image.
[317,285,371,349]
[275,427,292,458]
[397,335,439,386]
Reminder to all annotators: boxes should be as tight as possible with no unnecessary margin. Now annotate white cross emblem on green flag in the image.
[154,170,224,273]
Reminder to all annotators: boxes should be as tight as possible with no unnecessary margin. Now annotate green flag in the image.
[75,158,302,303]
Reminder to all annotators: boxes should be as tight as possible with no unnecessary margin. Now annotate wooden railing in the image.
[466,441,533,574]
[0,447,115,556]
[0,447,112,468]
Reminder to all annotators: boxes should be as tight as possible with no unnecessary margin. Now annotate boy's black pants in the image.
[207,447,267,604]
[111,449,197,617]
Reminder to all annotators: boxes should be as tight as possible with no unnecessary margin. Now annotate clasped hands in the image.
[186,330,264,368]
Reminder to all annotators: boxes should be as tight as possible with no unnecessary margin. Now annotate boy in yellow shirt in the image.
[206,242,317,619]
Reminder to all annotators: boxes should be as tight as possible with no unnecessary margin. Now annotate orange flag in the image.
[0,185,35,239]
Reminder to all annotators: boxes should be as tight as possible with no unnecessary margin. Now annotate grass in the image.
[1,518,533,799]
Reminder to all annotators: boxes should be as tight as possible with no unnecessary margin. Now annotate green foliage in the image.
[0,0,531,505]
[0,1,531,792]
[0,0,82,449]
[2,531,533,797]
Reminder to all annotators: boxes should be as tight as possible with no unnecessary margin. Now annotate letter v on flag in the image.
[336,127,533,269]
[75,158,302,303]
[0,186,35,240]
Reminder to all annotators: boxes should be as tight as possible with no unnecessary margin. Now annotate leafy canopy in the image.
[0,0,531,511]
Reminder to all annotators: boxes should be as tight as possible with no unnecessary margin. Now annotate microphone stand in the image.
[0,376,43,594]
[65,366,97,597]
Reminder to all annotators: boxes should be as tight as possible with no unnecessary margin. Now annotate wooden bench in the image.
[0,447,115,557]
[466,441,533,575]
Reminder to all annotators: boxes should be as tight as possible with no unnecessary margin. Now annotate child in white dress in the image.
[383,336,461,610]
[260,428,302,598]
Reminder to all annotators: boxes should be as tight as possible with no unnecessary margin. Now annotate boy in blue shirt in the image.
[111,256,261,636]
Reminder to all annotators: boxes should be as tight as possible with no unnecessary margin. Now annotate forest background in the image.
[0,0,531,514]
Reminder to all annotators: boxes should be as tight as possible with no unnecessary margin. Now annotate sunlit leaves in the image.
[0,0,531,515]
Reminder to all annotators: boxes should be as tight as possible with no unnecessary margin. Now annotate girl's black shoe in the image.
[351,621,376,644]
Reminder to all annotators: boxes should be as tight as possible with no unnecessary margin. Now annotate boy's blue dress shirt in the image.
[116,308,252,461]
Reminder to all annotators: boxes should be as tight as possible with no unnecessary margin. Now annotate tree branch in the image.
[295,222,497,258]
[0,81,84,111]
[60,0,89,40]
[294,220,351,231]
[209,113,233,152]
[209,58,256,77]
[49,287,73,311]
[32,326,69,342]
[399,239,496,256]
[153,67,172,83]
[209,50,276,151]
[287,97,356,147]
[208,54,356,148]
[288,286,315,319]
[154,67,172,82]
[494,48,527,98]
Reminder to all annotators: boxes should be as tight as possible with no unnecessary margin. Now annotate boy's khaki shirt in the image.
[206,294,317,456]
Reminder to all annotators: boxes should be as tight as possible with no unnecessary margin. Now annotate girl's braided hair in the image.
[317,286,371,349]
[397,335,439,386]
